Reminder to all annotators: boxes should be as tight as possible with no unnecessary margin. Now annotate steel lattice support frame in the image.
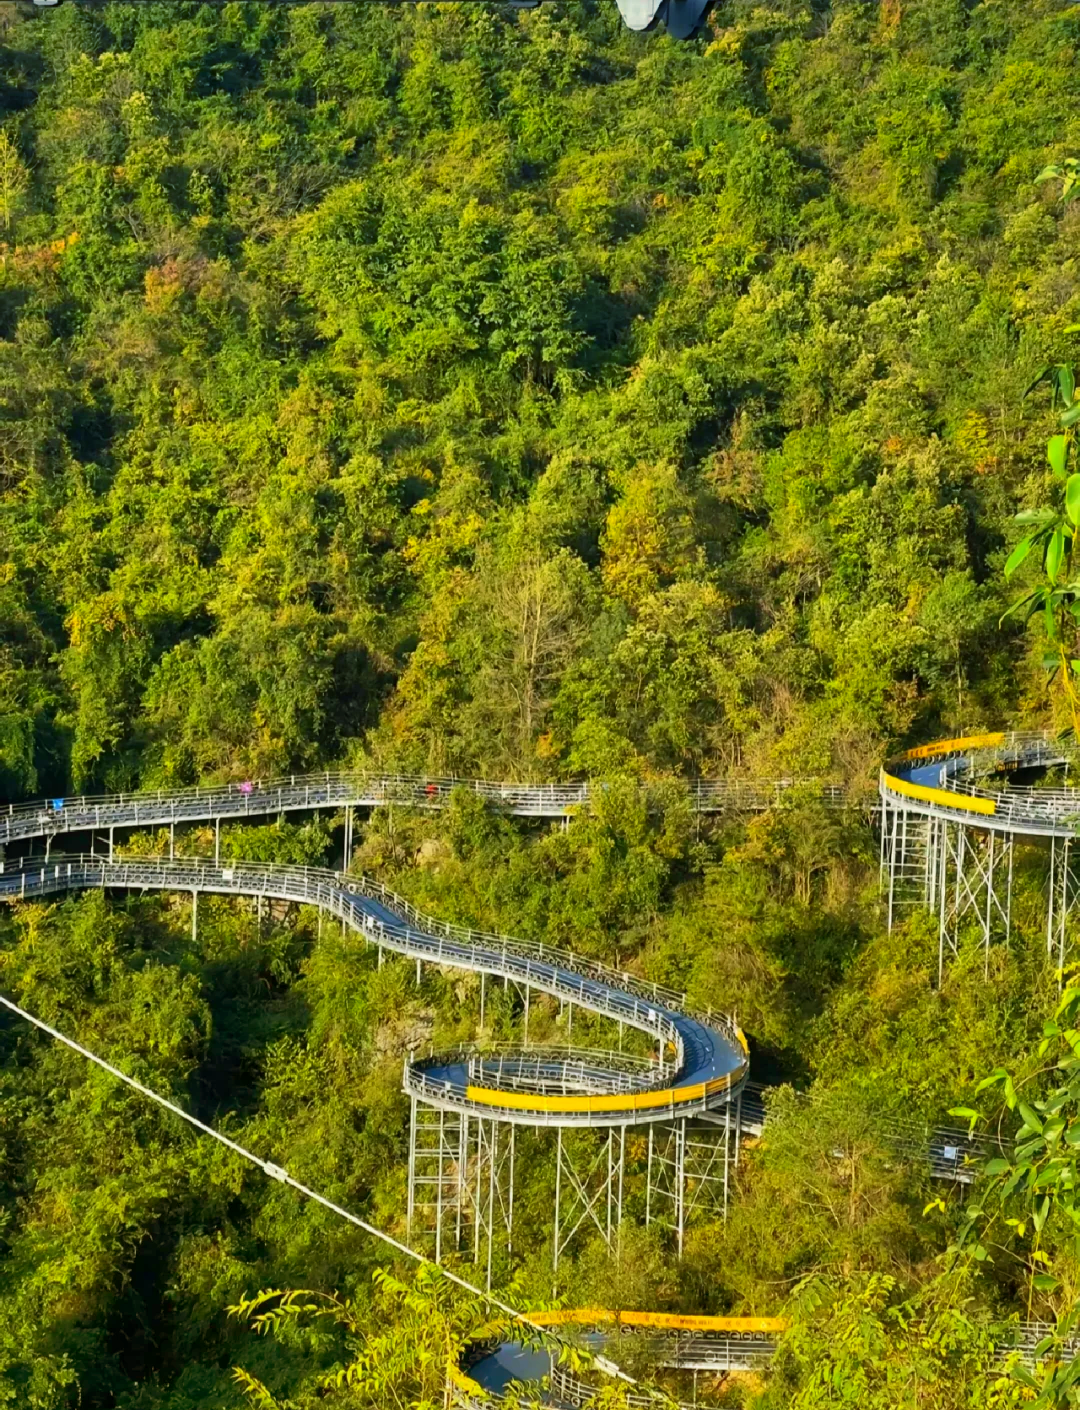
[407,1098,467,1266]
[553,1126,625,1272]
[933,819,1014,984]
[470,1115,515,1290]
[407,1099,743,1279]
[881,794,934,929]
[644,1106,736,1257]
[1046,835,1080,973]
[882,798,1016,982]
[406,1099,516,1291]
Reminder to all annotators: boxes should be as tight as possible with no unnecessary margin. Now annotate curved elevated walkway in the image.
[2,740,1067,1406]
[456,1309,783,1409]
[881,731,1077,838]
[0,855,746,1128]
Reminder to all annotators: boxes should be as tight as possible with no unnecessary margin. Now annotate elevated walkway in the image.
[1,737,1072,1404]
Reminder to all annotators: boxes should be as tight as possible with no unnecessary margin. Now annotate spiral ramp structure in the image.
[880,732,1080,978]
[1,739,1075,1405]
[0,851,748,1295]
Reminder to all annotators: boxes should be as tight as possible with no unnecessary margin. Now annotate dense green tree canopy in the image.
[2,1,1080,1406]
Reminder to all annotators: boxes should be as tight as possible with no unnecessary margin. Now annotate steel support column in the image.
[645,1114,733,1256]
[1047,836,1080,975]
[553,1127,623,1271]
[407,1100,514,1289]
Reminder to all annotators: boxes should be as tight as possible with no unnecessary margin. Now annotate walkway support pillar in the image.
[554,1128,562,1276]
[406,1092,417,1240]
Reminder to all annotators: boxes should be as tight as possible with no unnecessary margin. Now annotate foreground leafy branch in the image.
[951,983,1080,1407]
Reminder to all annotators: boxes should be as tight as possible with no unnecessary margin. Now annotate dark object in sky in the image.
[615,0,712,37]
[30,0,715,38]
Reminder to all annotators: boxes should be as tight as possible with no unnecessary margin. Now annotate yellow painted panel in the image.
[529,1308,788,1334]
[880,769,997,818]
[900,733,1005,761]
[447,1364,483,1394]
[463,1063,746,1115]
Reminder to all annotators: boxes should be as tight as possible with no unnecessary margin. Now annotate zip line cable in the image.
[0,988,598,1359]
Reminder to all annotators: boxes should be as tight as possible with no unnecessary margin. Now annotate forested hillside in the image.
[1,1,1080,1407]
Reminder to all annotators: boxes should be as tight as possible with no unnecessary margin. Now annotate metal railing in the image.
[351,874,698,1020]
[994,1320,1080,1368]
[883,731,1080,835]
[455,1312,1070,1410]
[548,1353,772,1406]
[0,855,747,1127]
[464,1047,670,1096]
[451,1314,1072,1410]
[0,772,855,846]
[452,1334,777,1410]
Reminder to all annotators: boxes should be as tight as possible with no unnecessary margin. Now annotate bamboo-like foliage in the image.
[228,1266,556,1410]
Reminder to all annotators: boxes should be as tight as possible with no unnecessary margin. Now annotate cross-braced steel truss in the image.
[882,800,1017,981]
[1046,835,1080,973]
[406,1100,515,1289]
[881,797,933,928]
[645,1107,736,1256]
[932,819,1014,983]
[553,1127,626,1271]
[409,1099,743,1277]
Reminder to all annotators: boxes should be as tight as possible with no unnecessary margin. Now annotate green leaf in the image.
[1063,366,1077,407]
[1005,533,1038,577]
[984,1158,1011,1175]
[1047,526,1066,581]
[1014,509,1057,525]
[1033,1273,1060,1292]
[1025,365,1054,399]
[1044,1114,1066,1142]
[949,1105,982,1128]
[1033,1195,1051,1233]
[974,1071,1008,1094]
[1000,588,1046,625]
[1064,401,1080,428]
[1050,434,1070,478]
[1019,1102,1045,1133]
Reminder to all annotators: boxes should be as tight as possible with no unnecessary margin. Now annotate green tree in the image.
[0,131,29,233]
